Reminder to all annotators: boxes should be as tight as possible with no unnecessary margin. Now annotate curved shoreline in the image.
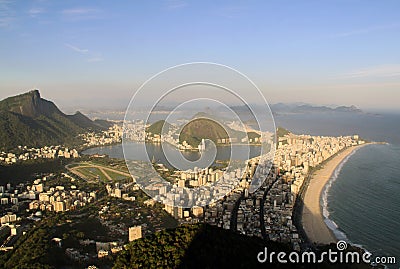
[301,144,368,245]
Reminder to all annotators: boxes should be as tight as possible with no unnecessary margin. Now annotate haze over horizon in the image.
[1,1,400,111]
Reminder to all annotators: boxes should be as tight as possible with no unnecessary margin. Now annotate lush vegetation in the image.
[146,120,172,135]
[179,118,229,147]
[114,223,376,269]
[0,158,69,185]
[147,116,264,148]
[0,218,379,269]
[247,131,261,140]
[277,126,291,138]
[114,223,292,269]
[0,90,108,150]
[0,215,64,268]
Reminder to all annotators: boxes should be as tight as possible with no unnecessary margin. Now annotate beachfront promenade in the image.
[301,145,366,245]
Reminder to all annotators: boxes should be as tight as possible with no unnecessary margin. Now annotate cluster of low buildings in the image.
[236,178,273,238]
[27,176,97,212]
[159,169,245,208]
[123,120,145,142]
[81,124,123,147]
[64,239,125,262]
[0,145,79,164]
[105,182,138,201]
[202,189,240,230]
[275,133,363,196]
[197,161,278,239]
[145,123,181,148]
[254,133,363,249]
[0,174,96,252]
[0,213,17,225]
[0,174,96,215]
[175,167,224,188]
[262,177,300,249]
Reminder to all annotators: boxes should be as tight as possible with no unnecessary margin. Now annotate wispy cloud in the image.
[0,0,15,28]
[87,56,104,63]
[218,5,249,19]
[28,7,45,18]
[165,0,187,10]
[65,43,103,62]
[65,43,89,54]
[62,8,98,15]
[340,64,400,79]
[329,23,400,38]
[61,7,102,21]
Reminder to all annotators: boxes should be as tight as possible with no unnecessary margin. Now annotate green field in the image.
[104,169,130,181]
[69,162,131,183]
[74,166,109,182]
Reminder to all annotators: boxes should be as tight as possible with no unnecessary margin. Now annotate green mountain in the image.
[146,120,173,135]
[0,90,108,150]
[179,113,261,147]
[147,114,262,147]
[179,118,230,147]
[277,127,290,138]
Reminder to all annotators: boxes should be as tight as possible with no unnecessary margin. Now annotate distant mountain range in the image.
[134,103,363,115]
[269,103,363,114]
[0,90,110,150]
[72,102,364,122]
[230,103,363,116]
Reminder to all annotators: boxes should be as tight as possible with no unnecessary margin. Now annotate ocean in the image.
[323,143,400,267]
[276,112,400,267]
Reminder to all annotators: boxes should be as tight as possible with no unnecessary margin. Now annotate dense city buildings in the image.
[0,124,365,266]
[159,131,364,251]
[81,124,123,147]
[0,146,79,164]
[27,175,97,212]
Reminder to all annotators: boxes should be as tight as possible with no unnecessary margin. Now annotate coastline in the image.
[301,144,368,245]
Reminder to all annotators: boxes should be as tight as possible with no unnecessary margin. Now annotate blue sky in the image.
[1,0,400,110]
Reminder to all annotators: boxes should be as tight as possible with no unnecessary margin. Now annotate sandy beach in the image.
[302,145,365,245]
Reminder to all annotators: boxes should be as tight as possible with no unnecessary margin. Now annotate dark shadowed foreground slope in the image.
[114,224,375,269]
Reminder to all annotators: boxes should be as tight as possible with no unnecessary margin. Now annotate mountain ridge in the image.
[0,89,109,150]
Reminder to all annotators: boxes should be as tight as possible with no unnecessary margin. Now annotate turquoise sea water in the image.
[325,144,400,267]
[275,112,400,266]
